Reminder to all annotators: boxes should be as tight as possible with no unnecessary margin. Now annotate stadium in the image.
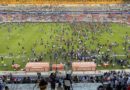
[0,0,130,90]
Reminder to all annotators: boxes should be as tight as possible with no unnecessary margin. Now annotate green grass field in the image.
[0,22,130,71]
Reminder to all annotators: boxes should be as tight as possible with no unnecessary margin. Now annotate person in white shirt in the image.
[127,77,130,85]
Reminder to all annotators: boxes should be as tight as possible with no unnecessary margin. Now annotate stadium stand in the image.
[0,0,130,90]
[0,71,130,90]
[0,4,128,24]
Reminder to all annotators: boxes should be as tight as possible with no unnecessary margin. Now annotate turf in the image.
[0,22,130,71]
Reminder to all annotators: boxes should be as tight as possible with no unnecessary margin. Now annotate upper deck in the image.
[0,0,125,4]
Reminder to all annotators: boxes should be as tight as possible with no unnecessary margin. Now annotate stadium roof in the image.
[0,0,127,4]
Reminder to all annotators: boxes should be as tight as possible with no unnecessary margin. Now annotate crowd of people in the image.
[0,71,130,90]
[0,4,129,22]
[0,21,129,70]
[0,4,129,71]
[0,4,129,23]
[0,3,129,90]
[0,4,127,12]
[0,11,128,23]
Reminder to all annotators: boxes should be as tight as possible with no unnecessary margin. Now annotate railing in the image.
[6,83,101,90]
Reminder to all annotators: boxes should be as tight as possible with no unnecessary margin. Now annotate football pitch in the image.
[0,22,130,71]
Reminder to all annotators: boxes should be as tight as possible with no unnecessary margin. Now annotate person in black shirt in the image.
[39,78,47,90]
[5,86,9,90]
[49,73,56,90]
[63,74,72,90]
[106,84,112,90]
